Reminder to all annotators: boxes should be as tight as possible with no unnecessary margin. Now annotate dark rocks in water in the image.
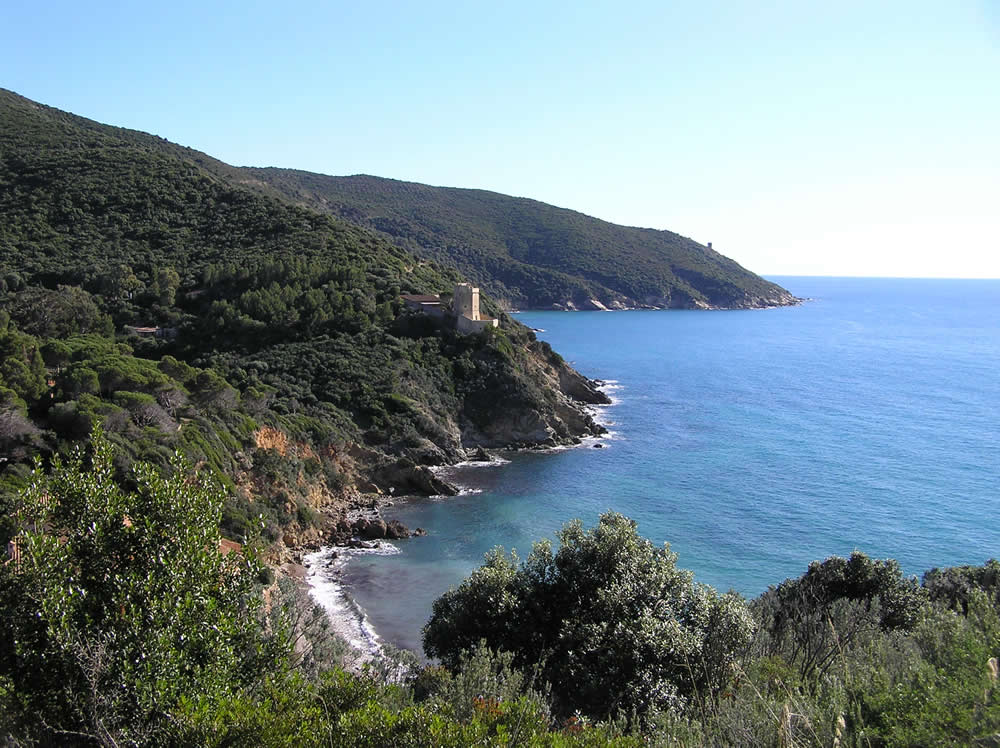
[593,443,605,448]
[413,465,459,496]
[373,458,459,497]
[412,527,427,537]
[470,446,492,462]
[347,539,377,549]
[385,519,410,539]
[355,518,387,539]
[347,516,409,541]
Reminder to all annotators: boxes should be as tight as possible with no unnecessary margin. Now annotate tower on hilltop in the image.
[453,283,481,321]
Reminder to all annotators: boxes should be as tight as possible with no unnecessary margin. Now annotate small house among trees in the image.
[400,294,446,319]
[123,325,178,340]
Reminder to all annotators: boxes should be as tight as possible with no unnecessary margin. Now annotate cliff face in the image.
[359,326,609,467]
[256,336,610,561]
[460,364,607,448]
[454,332,609,450]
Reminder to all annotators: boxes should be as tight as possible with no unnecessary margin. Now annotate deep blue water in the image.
[335,277,1000,654]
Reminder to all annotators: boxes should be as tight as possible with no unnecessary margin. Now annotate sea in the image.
[307,276,1000,657]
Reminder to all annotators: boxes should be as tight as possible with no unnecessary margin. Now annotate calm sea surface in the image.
[323,277,1000,654]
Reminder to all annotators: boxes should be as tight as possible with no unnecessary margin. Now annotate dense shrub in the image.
[423,512,756,724]
[754,551,926,682]
[0,430,282,744]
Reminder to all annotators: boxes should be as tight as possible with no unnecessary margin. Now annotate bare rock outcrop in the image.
[557,364,611,406]
[372,458,459,497]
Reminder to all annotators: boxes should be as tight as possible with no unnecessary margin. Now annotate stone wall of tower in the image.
[456,314,498,334]
[454,283,480,321]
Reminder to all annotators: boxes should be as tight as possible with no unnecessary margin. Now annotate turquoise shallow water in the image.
[334,277,1000,654]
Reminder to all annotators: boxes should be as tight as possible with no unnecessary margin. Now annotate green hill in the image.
[0,88,606,544]
[238,169,798,310]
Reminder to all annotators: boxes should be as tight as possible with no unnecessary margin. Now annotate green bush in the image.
[754,551,926,682]
[0,429,282,744]
[423,512,756,725]
[859,591,1000,745]
[428,641,551,724]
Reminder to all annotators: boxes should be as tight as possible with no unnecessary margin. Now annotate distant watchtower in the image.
[454,283,481,321]
[453,282,498,334]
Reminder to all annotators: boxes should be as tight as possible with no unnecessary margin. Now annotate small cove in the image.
[314,277,1000,655]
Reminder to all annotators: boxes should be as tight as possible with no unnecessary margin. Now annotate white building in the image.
[453,283,498,334]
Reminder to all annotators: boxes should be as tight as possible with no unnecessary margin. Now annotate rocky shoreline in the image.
[271,373,616,664]
[544,296,802,312]
[507,288,803,312]
[272,439,596,568]
[268,372,608,570]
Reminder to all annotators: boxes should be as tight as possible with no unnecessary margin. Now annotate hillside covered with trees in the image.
[0,88,606,547]
[237,169,798,311]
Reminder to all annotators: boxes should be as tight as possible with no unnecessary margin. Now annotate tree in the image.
[0,403,41,452]
[754,551,926,682]
[153,266,181,306]
[6,285,111,339]
[422,512,756,724]
[101,263,144,300]
[923,559,1000,614]
[0,429,280,745]
[0,326,47,403]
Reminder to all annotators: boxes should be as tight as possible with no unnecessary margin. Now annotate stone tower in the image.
[453,283,480,321]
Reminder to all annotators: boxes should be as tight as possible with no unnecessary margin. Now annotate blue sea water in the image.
[330,277,1000,655]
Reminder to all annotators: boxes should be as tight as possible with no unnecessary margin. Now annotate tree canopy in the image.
[0,87,604,550]
[0,430,279,743]
[423,512,756,724]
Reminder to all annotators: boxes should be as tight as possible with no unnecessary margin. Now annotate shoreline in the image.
[304,542,400,668]
[507,297,802,313]
[303,379,623,662]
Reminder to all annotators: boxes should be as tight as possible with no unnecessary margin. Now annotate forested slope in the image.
[0,88,605,545]
[240,169,798,310]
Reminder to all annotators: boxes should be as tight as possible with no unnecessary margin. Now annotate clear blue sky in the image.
[4,0,998,278]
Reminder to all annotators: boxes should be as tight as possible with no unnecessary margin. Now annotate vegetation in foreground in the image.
[0,435,637,746]
[3,435,998,746]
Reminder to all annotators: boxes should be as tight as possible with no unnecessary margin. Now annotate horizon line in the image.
[763,273,1000,281]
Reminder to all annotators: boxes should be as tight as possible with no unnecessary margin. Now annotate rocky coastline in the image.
[269,367,613,664]
[270,363,609,565]
[541,290,802,312]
